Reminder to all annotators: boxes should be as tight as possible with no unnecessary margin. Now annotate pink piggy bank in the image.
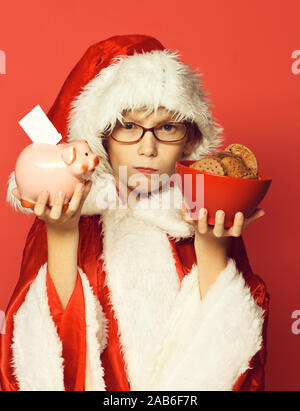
[12,140,99,211]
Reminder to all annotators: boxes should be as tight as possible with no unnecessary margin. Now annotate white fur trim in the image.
[130,183,195,240]
[101,207,185,390]
[81,175,196,240]
[7,171,34,215]
[145,258,265,391]
[67,49,224,178]
[82,173,196,240]
[12,263,108,391]
[12,263,65,390]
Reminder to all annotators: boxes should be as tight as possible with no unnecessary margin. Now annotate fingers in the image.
[197,209,243,238]
[197,208,208,234]
[183,205,266,238]
[226,208,265,236]
[213,210,225,237]
[65,183,85,215]
[34,190,50,217]
[243,208,265,229]
[82,180,93,199]
[49,191,66,220]
[34,182,92,223]
[230,212,244,237]
[181,203,194,225]
[78,180,93,208]
[66,180,92,215]
[248,207,265,219]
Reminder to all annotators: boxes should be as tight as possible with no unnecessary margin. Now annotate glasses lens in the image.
[155,123,187,141]
[112,122,187,142]
[112,122,143,142]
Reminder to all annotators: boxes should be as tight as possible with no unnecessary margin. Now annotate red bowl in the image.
[175,160,272,228]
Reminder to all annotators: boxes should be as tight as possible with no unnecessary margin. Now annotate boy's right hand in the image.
[33,181,92,232]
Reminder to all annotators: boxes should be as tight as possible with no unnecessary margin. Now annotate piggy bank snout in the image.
[79,155,99,177]
[88,155,99,171]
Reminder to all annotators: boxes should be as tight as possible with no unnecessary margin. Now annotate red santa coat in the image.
[0,183,269,391]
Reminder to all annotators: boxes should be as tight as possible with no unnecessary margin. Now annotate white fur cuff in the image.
[7,171,34,215]
[146,258,265,391]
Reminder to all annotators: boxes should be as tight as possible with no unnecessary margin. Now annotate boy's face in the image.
[106,107,197,197]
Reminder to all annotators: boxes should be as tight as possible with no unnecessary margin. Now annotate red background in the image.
[0,0,299,391]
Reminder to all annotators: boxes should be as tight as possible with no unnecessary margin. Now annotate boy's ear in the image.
[183,124,202,155]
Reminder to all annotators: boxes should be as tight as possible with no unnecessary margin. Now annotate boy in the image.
[1,34,269,391]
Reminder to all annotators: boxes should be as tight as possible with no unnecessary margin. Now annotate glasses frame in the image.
[110,121,191,145]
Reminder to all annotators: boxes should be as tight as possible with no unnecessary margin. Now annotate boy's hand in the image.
[181,204,266,299]
[33,181,92,232]
[181,204,266,240]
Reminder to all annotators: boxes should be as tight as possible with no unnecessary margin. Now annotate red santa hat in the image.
[47,34,224,177]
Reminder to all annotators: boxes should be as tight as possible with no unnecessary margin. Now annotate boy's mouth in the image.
[134,167,158,174]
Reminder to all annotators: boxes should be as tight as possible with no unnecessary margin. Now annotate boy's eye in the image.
[160,124,175,131]
[123,123,136,130]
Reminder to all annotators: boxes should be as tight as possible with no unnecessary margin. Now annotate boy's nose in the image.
[137,131,158,157]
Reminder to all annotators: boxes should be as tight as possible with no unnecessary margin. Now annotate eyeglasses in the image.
[110,121,190,144]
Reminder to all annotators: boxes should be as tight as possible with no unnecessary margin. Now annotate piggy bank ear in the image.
[62,146,76,165]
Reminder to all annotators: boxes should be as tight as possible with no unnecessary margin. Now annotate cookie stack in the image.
[190,144,259,179]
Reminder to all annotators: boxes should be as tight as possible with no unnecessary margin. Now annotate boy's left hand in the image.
[181,204,266,240]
